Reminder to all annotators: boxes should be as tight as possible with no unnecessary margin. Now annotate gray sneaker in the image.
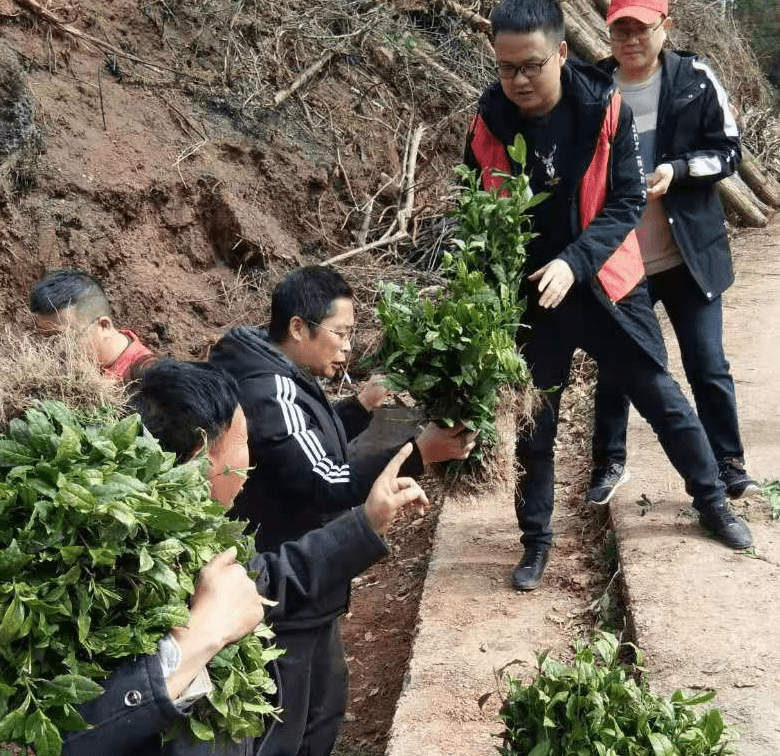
[585,462,630,506]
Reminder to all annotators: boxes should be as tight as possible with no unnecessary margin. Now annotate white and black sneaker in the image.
[585,462,630,506]
[718,458,760,500]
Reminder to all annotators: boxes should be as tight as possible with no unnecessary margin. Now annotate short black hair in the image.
[268,265,353,344]
[29,269,111,321]
[129,359,240,462]
[490,0,565,42]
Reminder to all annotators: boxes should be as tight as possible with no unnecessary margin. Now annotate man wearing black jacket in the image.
[209,265,477,756]
[63,359,427,756]
[464,0,751,593]
[586,0,758,506]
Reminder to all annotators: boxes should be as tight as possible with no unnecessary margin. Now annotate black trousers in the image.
[593,264,745,467]
[256,620,348,756]
[515,285,726,549]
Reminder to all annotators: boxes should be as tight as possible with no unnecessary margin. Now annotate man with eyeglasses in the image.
[464,0,751,592]
[208,264,476,756]
[586,0,757,506]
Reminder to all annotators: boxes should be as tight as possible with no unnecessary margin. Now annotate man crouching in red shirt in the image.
[30,268,155,381]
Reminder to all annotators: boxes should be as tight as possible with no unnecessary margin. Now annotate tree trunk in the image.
[738,146,780,208]
[561,1,610,62]
[718,174,769,227]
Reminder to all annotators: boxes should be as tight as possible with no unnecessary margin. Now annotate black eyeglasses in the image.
[307,320,355,344]
[496,50,556,80]
[609,17,664,43]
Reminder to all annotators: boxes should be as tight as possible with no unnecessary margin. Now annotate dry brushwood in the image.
[13,0,204,82]
[436,0,491,37]
[0,329,126,431]
[324,122,428,265]
[273,49,339,107]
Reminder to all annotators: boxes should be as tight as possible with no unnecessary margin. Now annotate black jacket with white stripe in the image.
[598,50,741,300]
[209,326,424,628]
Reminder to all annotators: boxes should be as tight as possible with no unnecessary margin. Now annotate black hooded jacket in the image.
[598,50,741,300]
[209,327,424,606]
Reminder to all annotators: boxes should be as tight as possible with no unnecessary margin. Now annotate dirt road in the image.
[614,222,780,756]
[386,219,780,756]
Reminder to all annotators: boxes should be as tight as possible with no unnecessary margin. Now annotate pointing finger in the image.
[380,442,413,480]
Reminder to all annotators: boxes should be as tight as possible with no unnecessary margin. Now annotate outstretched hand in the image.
[358,374,391,411]
[528,258,574,309]
[363,442,429,535]
[416,422,479,466]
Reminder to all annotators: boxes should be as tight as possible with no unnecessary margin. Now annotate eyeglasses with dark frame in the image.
[496,50,557,80]
[307,319,355,344]
[609,17,664,43]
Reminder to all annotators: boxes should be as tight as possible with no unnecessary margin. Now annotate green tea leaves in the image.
[372,137,538,461]
[0,402,278,753]
[500,632,732,756]
[0,596,25,645]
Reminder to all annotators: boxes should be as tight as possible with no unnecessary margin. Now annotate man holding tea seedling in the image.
[209,264,477,756]
[586,0,757,508]
[463,0,751,592]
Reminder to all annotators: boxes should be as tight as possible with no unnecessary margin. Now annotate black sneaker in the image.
[511,546,551,591]
[718,458,760,499]
[585,462,630,506]
[697,499,753,549]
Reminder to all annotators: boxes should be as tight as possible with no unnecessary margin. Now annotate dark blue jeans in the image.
[516,285,726,549]
[592,264,744,468]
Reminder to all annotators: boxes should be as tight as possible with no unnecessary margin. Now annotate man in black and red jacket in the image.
[463,0,751,592]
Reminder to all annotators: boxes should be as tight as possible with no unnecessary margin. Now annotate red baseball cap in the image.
[606,0,668,25]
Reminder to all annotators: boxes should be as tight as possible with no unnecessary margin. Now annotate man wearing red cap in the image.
[586,0,758,507]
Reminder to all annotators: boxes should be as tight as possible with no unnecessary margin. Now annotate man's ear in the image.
[94,315,115,332]
[663,17,673,33]
[558,40,568,64]
[190,429,209,463]
[288,315,309,343]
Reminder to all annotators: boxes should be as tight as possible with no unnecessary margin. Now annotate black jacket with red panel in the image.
[464,58,667,364]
